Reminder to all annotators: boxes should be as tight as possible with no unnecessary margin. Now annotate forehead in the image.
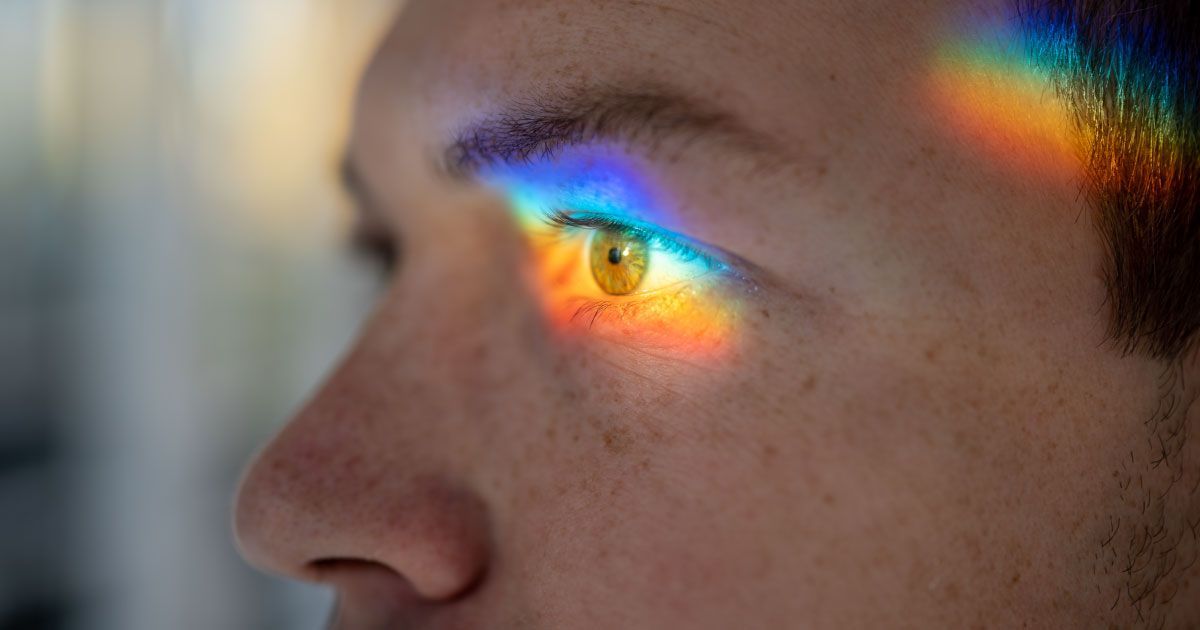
[351,0,966,182]
[381,0,954,74]
[348,0,1096,356]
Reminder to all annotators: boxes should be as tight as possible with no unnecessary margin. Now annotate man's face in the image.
[234,0,1171,627]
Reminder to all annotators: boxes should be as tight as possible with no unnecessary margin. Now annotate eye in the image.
[589,229,649,295]
[473,157,747,355]
[525,212,742,355]
[544,211,724,300]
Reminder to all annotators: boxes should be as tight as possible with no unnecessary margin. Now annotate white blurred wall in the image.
[1,1,400,628]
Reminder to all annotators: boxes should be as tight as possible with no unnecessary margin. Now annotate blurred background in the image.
[1,1,402,628]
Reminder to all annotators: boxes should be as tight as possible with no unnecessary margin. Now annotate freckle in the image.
[760,308,771,319]
[828,72,837,82]
[924,345,940,363]
[602,427,632,454]
[1010,572,1021,586]
[800,375,818,393]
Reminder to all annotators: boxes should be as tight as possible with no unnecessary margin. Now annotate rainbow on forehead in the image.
[480,151,742,357]
[1013,3,1197,208]
[929,18,1086,180]
[930,7,1196,193]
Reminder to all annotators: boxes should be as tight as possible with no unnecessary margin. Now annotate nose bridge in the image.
[234,190,544,600]
[384,189,548,390]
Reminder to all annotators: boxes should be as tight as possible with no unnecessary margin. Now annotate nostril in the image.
[309,556,486,603]
[310,558,428,624]
[231,353,496,606]
[234,449,493,602]
[291,482,492,602]
[310,557,391,576]
[310,558,417,594]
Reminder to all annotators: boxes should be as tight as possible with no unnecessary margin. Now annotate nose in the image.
[233,189,540,603]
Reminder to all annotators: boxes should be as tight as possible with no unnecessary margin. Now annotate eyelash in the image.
[537,208,725,276]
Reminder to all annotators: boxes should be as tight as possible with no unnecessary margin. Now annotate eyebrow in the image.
[439,84,777,178]
[339,84,777,223]
[338,83,781,274]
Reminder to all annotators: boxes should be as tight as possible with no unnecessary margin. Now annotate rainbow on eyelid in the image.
[478,151,741,356]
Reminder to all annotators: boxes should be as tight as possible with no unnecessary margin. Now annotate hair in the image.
[1015,0,1200,362]
[1014,4,1200,628]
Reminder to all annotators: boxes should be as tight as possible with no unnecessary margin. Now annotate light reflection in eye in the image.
[478,152,742,356]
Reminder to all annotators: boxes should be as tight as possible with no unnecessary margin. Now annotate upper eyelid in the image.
[540,209,723,266]
[481,163,767,285]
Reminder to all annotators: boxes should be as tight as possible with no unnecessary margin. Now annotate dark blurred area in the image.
[1,1,398,628]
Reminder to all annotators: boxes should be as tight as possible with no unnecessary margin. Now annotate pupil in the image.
[607,247,623,265]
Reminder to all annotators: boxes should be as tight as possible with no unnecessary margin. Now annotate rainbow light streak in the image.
[929,29,1086,181]
[1014,7,1194,204]
[481,150,741,357]
[932,11,1195,198]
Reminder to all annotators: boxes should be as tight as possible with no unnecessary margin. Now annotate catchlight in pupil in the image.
[589,229,649,295]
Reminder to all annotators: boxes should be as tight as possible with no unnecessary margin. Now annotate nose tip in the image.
[233,187,522,607]
[232,429,492,603]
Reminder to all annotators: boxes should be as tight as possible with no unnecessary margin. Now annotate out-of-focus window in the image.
[1,1,399,628]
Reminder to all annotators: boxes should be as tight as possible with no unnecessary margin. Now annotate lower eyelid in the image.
[566,286,696,326]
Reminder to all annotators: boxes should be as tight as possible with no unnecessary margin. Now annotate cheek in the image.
[501,395,798,625]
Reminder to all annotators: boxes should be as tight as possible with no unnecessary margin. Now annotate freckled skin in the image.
[234,1,1200,629]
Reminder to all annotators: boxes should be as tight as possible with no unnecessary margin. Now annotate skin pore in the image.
[233,0,1200,628]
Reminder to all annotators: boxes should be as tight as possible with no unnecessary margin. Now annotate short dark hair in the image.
[1017,0,1200,361]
